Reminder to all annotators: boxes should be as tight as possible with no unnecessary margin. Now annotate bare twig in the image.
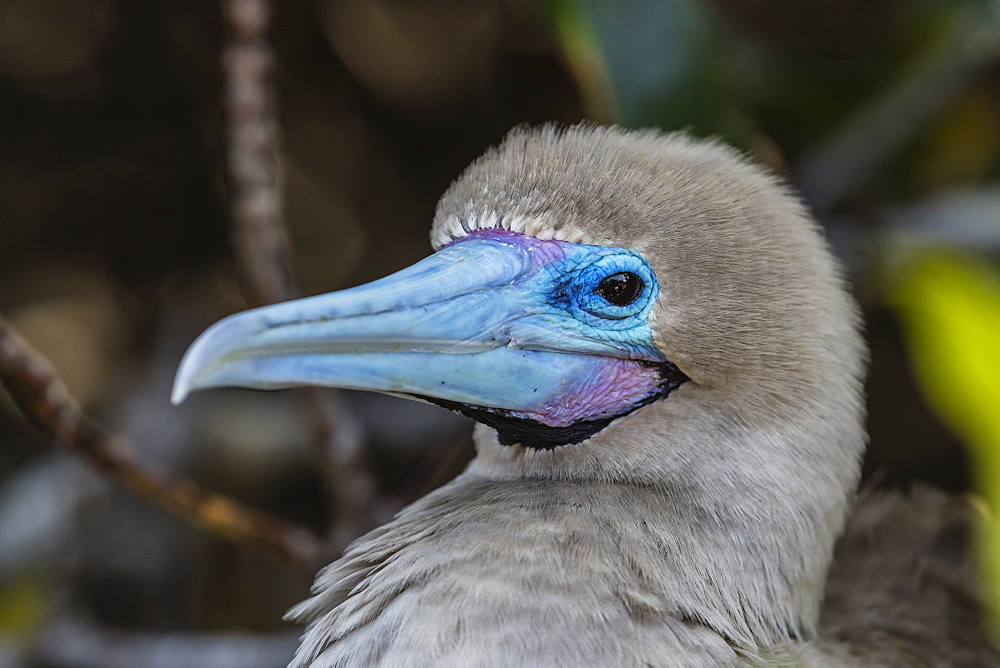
[0,315,322,570]
[306,389,378,551]
[221,0,378,551]
[222,0,294,305]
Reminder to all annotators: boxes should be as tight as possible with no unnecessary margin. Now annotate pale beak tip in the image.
[170,382,189,405]
[172,338,214,405]
[171,310,265,406]
[171,361,199,404]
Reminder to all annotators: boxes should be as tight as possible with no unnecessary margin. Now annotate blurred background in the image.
[0,0,998,665]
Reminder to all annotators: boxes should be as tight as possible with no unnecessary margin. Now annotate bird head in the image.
[173,125,866,500]
[174,124,870,650]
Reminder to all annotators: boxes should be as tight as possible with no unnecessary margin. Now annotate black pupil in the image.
[596,272,643,306]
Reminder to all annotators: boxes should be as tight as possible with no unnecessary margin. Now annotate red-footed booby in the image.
[173,125,996,665]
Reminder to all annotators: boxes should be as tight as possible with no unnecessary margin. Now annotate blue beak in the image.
[173,231,675,436]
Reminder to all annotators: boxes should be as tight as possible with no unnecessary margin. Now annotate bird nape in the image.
[173,125,996,666]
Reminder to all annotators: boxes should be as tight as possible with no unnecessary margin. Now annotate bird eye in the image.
[568,251,656,323]
[596,272,644,307]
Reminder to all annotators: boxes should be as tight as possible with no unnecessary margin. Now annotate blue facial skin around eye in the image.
[460,230,665,363]
[566,253,656,323]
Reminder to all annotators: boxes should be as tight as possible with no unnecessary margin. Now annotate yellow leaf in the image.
[0,573,48,644]
[888,248,1000,634]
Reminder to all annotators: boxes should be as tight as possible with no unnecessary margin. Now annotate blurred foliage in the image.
[891,251,1000,466]
[888,249,1000,631]
[0,0,998,664]
[0,573,48,646]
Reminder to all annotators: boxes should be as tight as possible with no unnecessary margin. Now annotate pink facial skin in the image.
[529,355,664,427]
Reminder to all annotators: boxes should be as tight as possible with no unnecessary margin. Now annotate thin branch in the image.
[0,315,322,570]
[306,389,378,551]
[222,0,294,306]
[221,0,378,549]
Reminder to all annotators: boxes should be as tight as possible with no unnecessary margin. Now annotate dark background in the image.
[0,1,998,665]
